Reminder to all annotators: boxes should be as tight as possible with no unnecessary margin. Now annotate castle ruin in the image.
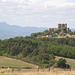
[49,23,70,32]
[58,24,67,29]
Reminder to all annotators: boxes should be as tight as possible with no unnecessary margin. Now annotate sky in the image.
[0,0,75,28]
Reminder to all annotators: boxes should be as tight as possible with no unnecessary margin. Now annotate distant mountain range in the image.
[71,28,75,31]
[0,22,47,40]
[0,22,75,40]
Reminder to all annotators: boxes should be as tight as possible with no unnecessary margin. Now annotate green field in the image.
[0,56,75,75]
[0,56,75,69]
[0,56,37,68]
[55,56,75,68]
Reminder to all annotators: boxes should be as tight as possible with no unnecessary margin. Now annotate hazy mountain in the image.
[0,22,47,40]
[71,28,75,31]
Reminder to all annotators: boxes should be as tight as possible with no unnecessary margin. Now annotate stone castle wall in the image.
[49,28,58,31]
[58,24,67,29]
[49,23,69,31]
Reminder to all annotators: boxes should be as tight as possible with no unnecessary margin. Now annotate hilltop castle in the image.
[36,23,75,38]
[49,23,70,32]
[58,24,67,29]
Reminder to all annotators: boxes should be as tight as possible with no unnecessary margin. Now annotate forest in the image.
[0,37,75,67]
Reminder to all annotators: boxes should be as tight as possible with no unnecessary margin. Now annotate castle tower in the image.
[58,24,61,29]
[58,23,67,29]
[64,23,67,28]
[61,24,65,27]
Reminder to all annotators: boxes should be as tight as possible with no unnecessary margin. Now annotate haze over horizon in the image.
[0,0,75,28]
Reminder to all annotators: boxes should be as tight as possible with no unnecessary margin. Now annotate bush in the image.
[57,58,66,68]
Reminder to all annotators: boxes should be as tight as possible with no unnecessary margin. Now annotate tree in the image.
[38,53,55,69]
[22,45,33,57]
[9,45,20,55]
[57,58,66,68]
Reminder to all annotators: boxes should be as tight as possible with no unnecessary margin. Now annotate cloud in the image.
[1,0,25,3]
[0,0,75,28]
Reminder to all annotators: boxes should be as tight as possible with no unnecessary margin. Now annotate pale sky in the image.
[0,0,75,28]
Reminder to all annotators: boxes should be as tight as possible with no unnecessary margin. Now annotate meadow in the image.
[0,70,75,75]
[0,56,75,75]
[55,56,75,69]
[0,56,37,68]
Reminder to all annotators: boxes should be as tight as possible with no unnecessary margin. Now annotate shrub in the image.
[57,58,66,68]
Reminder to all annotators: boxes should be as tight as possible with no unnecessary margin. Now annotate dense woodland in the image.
[0,36,75,67]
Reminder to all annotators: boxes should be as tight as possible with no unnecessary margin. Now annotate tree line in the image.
[0,37,75,67]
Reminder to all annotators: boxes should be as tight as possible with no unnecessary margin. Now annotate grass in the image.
[55,56,75,68]
[0,56,75,69]
[0,71,75,75]
[0,68,75,75]
[0,56,37,68]
[0,56,75,75]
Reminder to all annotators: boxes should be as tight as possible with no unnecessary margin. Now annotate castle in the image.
[58,24,67,29]
[37,23,74,38]
[49,23,70,32]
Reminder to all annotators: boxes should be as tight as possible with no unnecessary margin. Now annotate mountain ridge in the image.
[0,22,47,40]
[0,22,75,39]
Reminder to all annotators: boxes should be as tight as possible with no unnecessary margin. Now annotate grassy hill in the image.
[55,56,75,68]
[0,56,37,68]
[0,56,75,75]
[0,56,75,69]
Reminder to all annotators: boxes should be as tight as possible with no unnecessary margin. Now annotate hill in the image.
[55,56,75,68]
[1,56,74,69]
[71,28,75,31]
[0,37,75,68]
[0,56,75,69]
[0,56,37,68]
[30,25,75,38]
[0,22,47,40]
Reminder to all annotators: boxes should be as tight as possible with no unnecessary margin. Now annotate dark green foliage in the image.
[22,45,33,57]
[30,29,52,37]
[0,37,75,67]
[69,31,75,35]
[38,53,49,64]
[57,58,67,68]
[9,45,20,55]
[54,29,61,34]
[37,53,55,68]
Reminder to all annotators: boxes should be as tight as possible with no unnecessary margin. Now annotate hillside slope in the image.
[55,56,75,68]
[0,56,75,69]
[0,56,37,68]
[71,28,75,31]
